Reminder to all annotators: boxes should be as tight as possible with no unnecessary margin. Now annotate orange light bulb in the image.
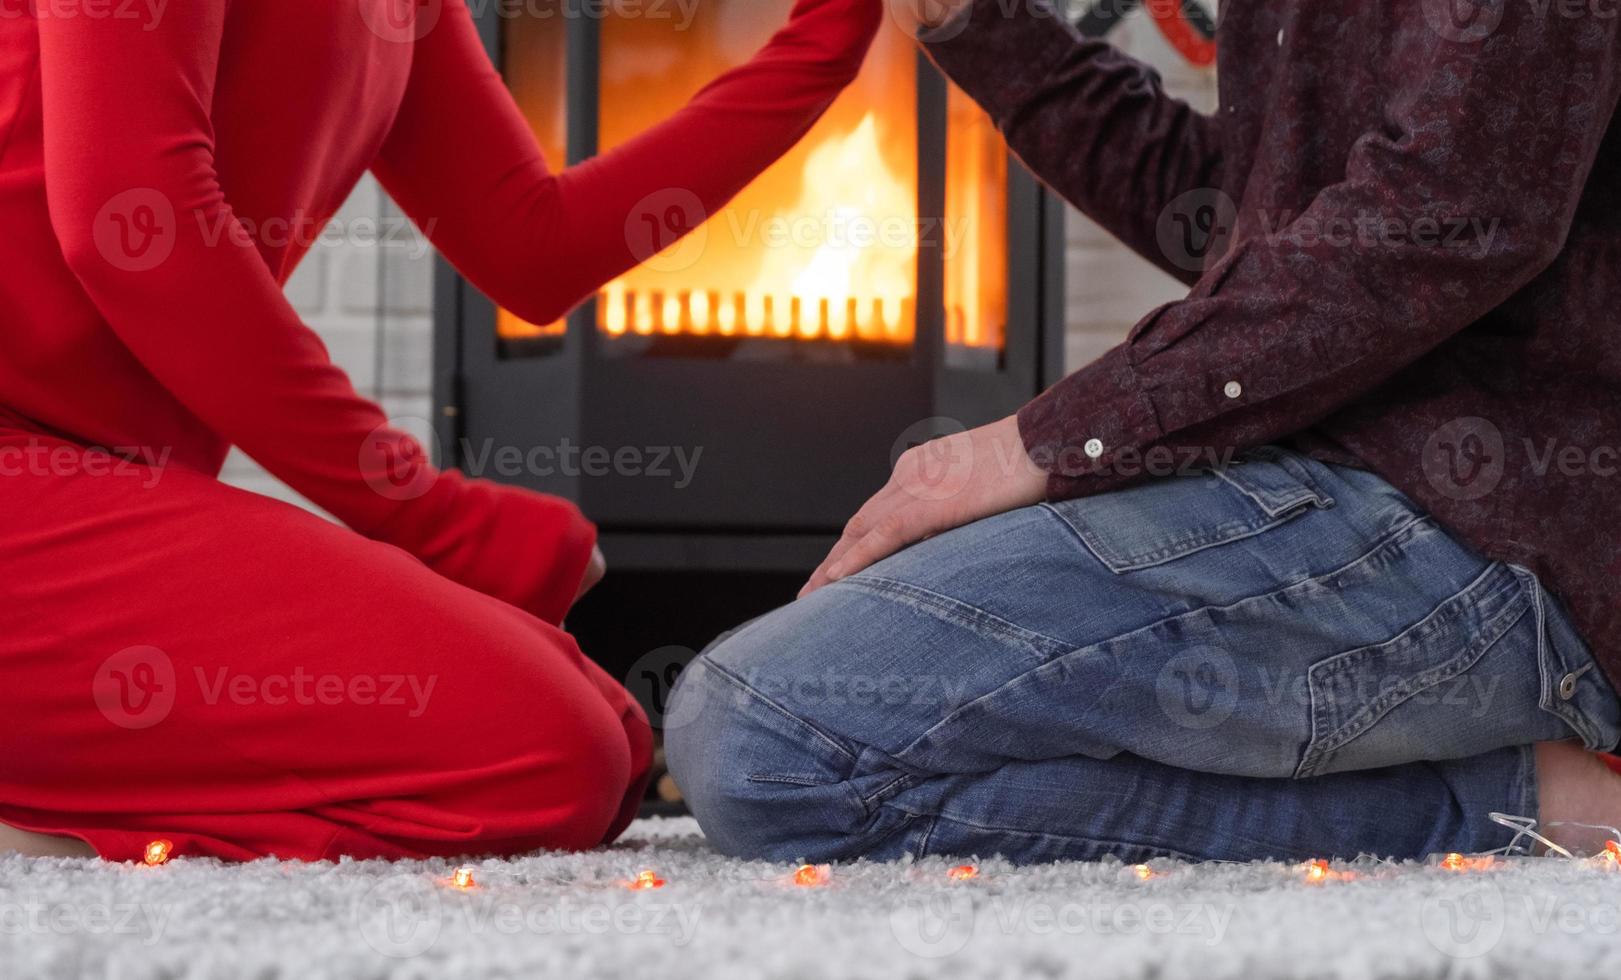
[1133,864,1155,881]
[947,865,978,881]
[1442,853,1465,872]
[793,864,830,887]
[451,867,476,890]
[143,839,173,866]
[627,870,666,891]
[1603,841,1621,864]
[1304,859,1330,883]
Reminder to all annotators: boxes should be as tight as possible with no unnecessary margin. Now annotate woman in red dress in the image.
[0,0,879,862]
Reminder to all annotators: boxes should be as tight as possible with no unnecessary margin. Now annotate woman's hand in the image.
[576,546,607,604]
[801,415,1049,596]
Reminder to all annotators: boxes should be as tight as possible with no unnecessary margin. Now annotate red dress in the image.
[0,0,877,861]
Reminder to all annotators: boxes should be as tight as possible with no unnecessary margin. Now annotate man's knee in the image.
[665,647,859,862]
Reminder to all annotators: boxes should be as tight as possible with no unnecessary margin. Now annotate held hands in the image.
[801,415,1049,597]
[888,0,976,37]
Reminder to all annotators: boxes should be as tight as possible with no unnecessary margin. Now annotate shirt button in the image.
[1559,673,1580,701]
[1224,381,1244,400]
[1084,439,1105,460]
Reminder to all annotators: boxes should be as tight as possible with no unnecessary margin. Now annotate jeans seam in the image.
[697,658,859,767]
[886,805,1209,862]
[838,574,1072,660]
[1294,562,1532,779]
[891,512,1439,762]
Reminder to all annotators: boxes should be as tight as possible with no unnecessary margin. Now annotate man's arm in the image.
[920,0,1225,284]
[1020,2,1620,502]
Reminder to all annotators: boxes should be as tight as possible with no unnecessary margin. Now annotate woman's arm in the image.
[371,0,882,328]
[917,0,1224,285]
[37,0,595,625]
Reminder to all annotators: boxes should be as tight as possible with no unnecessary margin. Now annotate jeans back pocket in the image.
[1044,446,1337,574]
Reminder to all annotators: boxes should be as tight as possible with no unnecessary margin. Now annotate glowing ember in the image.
[143,839,173,866]
[947,865,978,881]
[626,870,666,891]
[793,864,831,888]
[451,867,476,890]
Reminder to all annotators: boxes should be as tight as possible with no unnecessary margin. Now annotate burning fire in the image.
[600,113,916,344]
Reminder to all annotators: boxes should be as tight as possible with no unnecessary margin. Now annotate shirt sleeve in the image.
[371,0,882,329]
[921,0,1225,285]
[1010,4,1621,501]
[35,0,595,625]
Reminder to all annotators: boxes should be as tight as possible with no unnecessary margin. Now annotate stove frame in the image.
[433,9,1066,574]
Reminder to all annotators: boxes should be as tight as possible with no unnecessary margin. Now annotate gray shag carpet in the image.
[4,817,1621,979]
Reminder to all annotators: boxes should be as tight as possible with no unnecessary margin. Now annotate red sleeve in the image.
[35,0,594,625]
[371,0,882,328]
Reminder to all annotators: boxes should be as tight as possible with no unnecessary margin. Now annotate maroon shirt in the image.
[926,1,1621,688]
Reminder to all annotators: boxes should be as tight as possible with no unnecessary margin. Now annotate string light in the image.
[947,865,978,881]
[143,839,173,867]
[626,870,666,891]
[793,864,830,888]
[1303,860,1330,883]
[1133,864,1156,881]
[451,867,476,890]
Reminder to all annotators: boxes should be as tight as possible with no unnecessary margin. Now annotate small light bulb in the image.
[793,864,830,887]
[143,839,173,866]
[1304,859,1330,882]
[1603,841,1621,864]
[1442,853,1465,872]
[1133,864,1155,881]
[947,865,978,881]
[627,870,665,891]
[452,867,476,890]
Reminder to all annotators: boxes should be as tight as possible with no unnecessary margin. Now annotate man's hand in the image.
[801,415,1048,597]
[576,546,607,603]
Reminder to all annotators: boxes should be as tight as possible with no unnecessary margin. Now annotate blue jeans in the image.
[666,448,1621,864]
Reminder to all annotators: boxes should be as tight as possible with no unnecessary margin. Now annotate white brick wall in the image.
[228,10,1215,511]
